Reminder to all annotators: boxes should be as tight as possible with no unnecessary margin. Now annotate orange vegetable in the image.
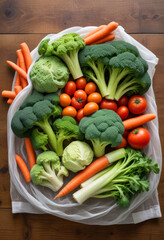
[83,102,99,116]
[85,82,97,94]
[123,113,156,130]
[6,61,27,80]
[7,98,13,104]
[60,93,71,107]
[91,33,115,45]
[114,137,127,149]
[62,106,77,118]
[16,49,27,73]
[1,90,16,99]
[87,92,102,104]
[14,59,21,87]
[24,138,36,169]
[14,85,23,95]
[84,25,106,39]
[20,42,32,70]
[15,154,31,182]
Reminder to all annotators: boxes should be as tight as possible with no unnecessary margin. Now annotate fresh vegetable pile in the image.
[2,22,160,209]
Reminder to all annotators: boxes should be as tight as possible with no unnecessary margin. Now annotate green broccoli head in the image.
[30,151,68,191]
[52,116,84,156]
[30,56,69,93]
[38,33,85,79]
[79,109,124,157]
[30,128,48,151]
[110,40,140,56]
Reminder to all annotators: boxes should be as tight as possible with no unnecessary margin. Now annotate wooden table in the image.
[0,0,164,239]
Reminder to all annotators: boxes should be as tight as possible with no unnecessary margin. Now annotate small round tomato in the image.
[76,77,87,90]
[71,90,87,109]
[114,137,127,149]
[83,102,99,116]
[128,127,150,149]
[128,95,147,115]
[100,99,117,112]
[117,106,129,120]
[85,82,97,94]
[118,95,128,106]
[59,93,71,107]
[64,81,76,96]
[77,108,85,122]
[62,106,77,118]
[87,92,102,104]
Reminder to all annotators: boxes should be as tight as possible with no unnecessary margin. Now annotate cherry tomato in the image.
[118,95,129,106]
[117,106,129,120]
[76,77,87,90]
[83,102,99,116]
[114,137,127,149]
[62,106,77,118]
[85,82,97,94]
[77,108,85,122]
[87,92,102,104]
[128,95,147,115]
[128,127,150,149]
[59,93,71,107]
[100,99,117,112]
[64,81,76,96]
[71,90,87,109]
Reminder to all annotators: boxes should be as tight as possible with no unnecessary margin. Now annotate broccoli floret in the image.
[52,116,84,156]
[30,128,48,151]
[38,33,85,79]
[30,151,68,191]
[11,92,62,155]
[110,40,140,56]
[79,109,124,157]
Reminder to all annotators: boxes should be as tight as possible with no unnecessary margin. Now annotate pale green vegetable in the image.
[62,141,94,173]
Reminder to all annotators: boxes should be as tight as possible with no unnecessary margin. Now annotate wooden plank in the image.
[0,0,164,34]
[0,209,163,240]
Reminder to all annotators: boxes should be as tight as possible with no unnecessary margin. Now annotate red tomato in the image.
[59,93,71,107]
[83,102,99,116]
[77,108,85,122]
[64,81,76,96]
[117,106,129,120]
[85,82,97,94]
[87,92,102,104]
[62,106,77,118]
[100,99,117,112]
[114,137,127,149]
[76,77,87,90]
[71,90,87,109]
[118,95,129,106]
[128,95,147,115]
[128,127,150,149]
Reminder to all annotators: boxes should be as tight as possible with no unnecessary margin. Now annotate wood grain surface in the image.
[0,0,164,239]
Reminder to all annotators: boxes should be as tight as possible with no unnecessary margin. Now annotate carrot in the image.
[84,25,106,39]
[85,21,119,45]
[24,138,36,169]
[1,90,16,98]
[16,49,27,73]
[15,154,31,182]
[14,85,23,95]
[123,113,156,130]
[20,42,32,70]
[55,156,110,199]
[91,33,115,45]
[7,98,13,104]
[6,61,27,80]
[14,59,21,87]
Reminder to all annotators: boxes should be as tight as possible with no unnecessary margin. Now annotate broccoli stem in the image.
[91,139,109,158]
[61,50,83,79]
[41,168,63,191]
[35,118,57,153]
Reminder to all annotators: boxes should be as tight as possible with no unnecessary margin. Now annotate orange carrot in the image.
[24,138,36,169]
[16,49,27,73]
[55,156,109,199]
[20,42,32,70]
[123,113,156,130]
[91,33,115,45]
[6,61,27,80]
[14,85,23,95]
[1,90,16,98]
[15,154,31,182]
[14,59,21,87]
[84,25,106,39]
[7,98,13,104]
[85,21,119,45]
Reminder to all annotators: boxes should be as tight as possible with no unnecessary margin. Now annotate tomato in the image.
[100,99,117,112]
[128,127,150,149]
[128,95,147,115]
[62,106,77,118]
[77,108,85,122]
[76,77,87,90]
[114,137,127,149]
[87,92,102,104]
[118,95,128,106]
[71,90,87,109]
[64,81,76,96]
[85,82,97,94]
[123,130,130,138]
[59,93,71,107]
[83,102,99,116]
[117,106,129,120]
